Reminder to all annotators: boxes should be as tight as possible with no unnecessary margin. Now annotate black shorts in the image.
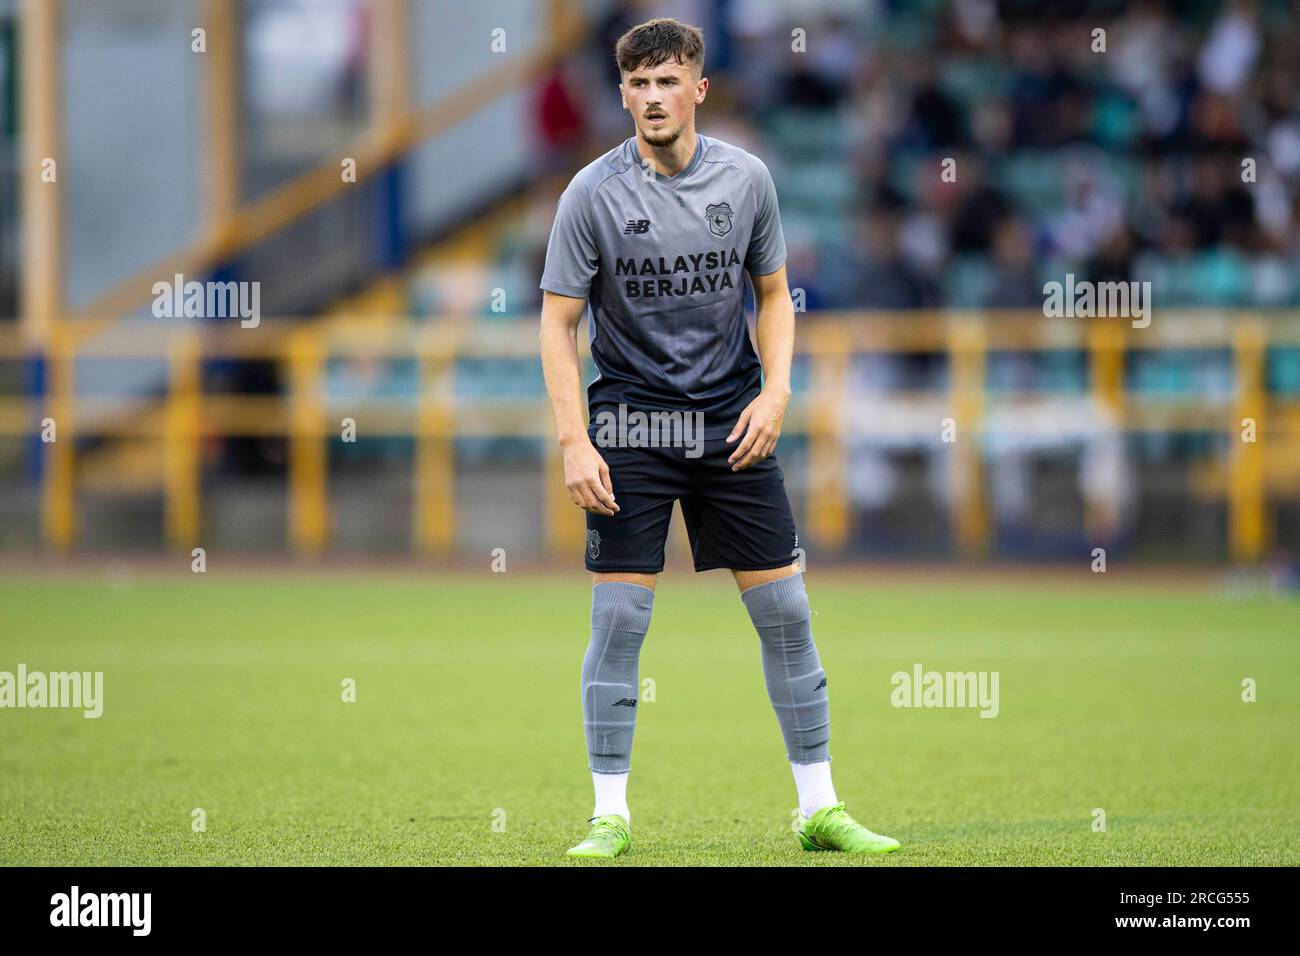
[584,437,800,574]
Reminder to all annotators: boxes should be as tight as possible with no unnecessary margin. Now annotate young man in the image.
[538,17,900,859]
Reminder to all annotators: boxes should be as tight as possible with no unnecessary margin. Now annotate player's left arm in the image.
[727,264,794,472]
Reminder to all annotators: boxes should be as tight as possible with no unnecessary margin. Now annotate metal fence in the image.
[2,309,1297,561]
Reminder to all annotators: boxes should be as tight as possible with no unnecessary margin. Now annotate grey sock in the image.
[582,582,654,773]
[741,573,831,764]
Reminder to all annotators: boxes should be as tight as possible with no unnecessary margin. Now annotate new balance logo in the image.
[815,677,827,690]
[612,698,637,707]
[623,219,650,235]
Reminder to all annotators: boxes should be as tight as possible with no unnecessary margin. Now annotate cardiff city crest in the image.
[587,529,601,560]
[705,201,733,237]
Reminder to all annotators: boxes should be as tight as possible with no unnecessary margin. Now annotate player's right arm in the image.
[539,290,619,516]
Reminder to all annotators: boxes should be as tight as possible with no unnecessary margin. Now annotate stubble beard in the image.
[642,118,686,148]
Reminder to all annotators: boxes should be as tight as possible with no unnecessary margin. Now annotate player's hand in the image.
[726,386,789,471]
[562,438,619,515]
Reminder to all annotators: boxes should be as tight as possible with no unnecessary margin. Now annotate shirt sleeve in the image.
[540,182,599,298]
[745,161,787,276]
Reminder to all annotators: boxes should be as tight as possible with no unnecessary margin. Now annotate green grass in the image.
[1,570,1297,865]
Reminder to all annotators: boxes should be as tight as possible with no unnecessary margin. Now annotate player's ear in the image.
[618,82,628,111]
[696,75,708,104]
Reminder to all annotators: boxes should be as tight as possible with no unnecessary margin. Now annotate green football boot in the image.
[566,814,631,859]
[796,802,900,854]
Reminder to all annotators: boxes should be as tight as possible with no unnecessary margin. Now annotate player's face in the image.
[619,60,706,148]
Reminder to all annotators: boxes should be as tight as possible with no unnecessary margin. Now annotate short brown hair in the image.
[615,18,705,77]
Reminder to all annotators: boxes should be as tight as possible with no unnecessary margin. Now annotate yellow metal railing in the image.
[19,0,587,346]
[2,311,1300,560]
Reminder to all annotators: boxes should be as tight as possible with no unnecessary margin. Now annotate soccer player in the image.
[538,17,900,858]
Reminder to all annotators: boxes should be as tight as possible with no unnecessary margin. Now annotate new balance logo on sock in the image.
[815,677,827,690]
[612,698,637,707]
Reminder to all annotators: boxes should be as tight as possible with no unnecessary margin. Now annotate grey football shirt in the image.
[540,133,787,437]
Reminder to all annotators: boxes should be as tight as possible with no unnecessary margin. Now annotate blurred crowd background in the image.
[0,0,1298,569]
[530,0,1300,314]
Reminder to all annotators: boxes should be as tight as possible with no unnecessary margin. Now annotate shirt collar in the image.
[627,134,705,189]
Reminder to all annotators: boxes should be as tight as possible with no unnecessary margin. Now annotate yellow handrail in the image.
[1230,321,1269,559]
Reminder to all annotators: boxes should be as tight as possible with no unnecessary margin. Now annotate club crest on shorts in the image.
[587,529,601,560]
[705,201,733,237]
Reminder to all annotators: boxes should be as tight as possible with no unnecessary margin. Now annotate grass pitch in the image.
[1,567,1296,866]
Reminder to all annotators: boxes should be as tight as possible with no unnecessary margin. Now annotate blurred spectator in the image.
[984,216,1041,308]
[533,59,588,176]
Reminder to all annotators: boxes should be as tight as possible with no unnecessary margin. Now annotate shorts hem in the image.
[692,557,800,573]
[586,563,665,574]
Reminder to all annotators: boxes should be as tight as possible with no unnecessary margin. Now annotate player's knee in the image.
[589,581,654,660]
[592,580,654,630]
[740,572,812,649]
